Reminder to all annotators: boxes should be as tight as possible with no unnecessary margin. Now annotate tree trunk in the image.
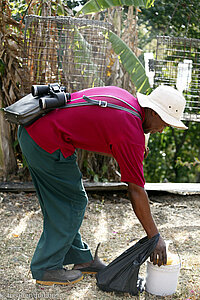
[0,99,17,180]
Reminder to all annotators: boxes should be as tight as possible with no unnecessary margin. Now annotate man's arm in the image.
[128,182,167,266]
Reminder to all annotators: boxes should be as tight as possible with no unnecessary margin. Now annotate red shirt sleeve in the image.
[111,139,145,187]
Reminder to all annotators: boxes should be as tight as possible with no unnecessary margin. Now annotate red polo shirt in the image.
[26,86,146,187]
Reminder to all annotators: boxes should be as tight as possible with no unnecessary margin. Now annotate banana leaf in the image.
[77,0,155,16]
[108,31,150,93]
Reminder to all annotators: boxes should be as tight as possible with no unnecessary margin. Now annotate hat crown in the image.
[150,85,186,120]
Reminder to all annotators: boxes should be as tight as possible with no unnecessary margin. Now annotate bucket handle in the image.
[166,240,181,268]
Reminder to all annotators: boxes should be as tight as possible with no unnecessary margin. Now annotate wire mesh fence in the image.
[154,36,200,122]
[23,15,112,94]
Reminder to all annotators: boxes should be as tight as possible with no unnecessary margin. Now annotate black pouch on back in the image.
[2,92,68,126]
[96,234,159,296]
[3,93,47,126]
[2,83,70,126]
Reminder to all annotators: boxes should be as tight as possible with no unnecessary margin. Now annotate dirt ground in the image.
[0,190,199,300]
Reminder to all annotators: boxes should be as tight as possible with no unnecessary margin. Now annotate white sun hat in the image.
[137,85,188,129]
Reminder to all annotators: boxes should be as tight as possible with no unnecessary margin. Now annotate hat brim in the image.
[137,92,188,130]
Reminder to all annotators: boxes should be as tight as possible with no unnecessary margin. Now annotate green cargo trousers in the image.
[18,126,93,280]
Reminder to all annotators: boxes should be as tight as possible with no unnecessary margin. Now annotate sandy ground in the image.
[0,190,199,300]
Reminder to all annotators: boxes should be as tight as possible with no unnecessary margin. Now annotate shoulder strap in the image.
[60,94,142,120]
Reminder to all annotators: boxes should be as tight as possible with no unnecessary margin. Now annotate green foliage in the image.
[138,0,200,47]
[7,0,78,21]
[77,0,155,15]
[144,122,200,183]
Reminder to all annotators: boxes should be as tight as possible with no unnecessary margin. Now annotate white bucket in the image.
[145,260,181,296]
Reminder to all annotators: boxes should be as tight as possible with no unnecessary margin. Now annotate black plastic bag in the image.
[96,234,160,296]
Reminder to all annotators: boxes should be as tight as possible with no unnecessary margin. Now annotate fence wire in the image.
[23,15,112,93]
[154,36,200,122]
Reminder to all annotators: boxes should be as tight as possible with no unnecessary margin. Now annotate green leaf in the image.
[108,31,150,93]
[77,0,155,16]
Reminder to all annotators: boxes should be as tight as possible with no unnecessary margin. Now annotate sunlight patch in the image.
[94,210,108,244]
[69,282,92,299]
[7,212,33,239]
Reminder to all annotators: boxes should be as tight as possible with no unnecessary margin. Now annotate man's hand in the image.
[150,235,167,266]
